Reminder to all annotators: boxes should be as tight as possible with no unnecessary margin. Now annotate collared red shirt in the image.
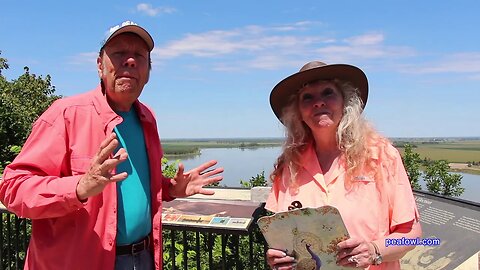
[0,85,173,270]
[266,140,419,270]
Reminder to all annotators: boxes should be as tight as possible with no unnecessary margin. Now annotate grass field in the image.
[396,139,480,175]
[396,140,480,163]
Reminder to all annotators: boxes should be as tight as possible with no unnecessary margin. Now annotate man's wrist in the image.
[167,179,177,199]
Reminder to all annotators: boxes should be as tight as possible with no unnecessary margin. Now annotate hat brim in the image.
[269,64,368,121]
[104,25,154,52]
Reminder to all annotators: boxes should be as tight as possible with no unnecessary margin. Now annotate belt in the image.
[116,235,151,255]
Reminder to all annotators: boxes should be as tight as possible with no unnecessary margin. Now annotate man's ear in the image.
[97,56,103,78]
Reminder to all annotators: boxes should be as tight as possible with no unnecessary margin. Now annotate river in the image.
[176,147,480,203]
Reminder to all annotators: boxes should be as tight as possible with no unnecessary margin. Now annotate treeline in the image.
[402,144,464,197]
[163,145,200,156]
[0,52,60,174]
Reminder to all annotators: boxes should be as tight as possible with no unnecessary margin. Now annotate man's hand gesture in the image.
[168,160,224,198]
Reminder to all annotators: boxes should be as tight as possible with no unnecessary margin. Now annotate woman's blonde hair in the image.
[270,79,378,186]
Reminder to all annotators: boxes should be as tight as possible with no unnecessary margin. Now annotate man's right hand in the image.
[76,133,128,201]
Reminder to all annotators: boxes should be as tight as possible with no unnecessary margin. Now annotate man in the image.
[0,21,223,270]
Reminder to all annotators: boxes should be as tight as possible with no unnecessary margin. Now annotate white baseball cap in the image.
[101,21,154,51]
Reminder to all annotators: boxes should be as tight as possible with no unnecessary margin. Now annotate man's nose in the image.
[123,56,136,68]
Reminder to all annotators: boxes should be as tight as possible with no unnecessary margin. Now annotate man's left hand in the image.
[168,160,224,198]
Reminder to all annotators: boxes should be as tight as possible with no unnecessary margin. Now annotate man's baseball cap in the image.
[101,21,154,51]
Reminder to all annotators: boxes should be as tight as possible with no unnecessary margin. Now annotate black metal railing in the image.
[162,229,268,270]
[0,209,30,270]
[0,210,269,270]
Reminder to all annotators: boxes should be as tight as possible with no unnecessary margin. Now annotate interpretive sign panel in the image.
[401,191,480,269]
[162,198,261,233]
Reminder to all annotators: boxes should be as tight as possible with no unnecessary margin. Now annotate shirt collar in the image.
[91,84,155,125]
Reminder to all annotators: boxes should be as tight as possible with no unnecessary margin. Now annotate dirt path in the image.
[449,163,480,173]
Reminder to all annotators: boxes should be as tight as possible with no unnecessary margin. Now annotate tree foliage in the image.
[401,144,465,197]
[240,171,267,188]
[424,160,465,197]
[0,52,61,172]
[401,144,422,190]
[161,157,179,178]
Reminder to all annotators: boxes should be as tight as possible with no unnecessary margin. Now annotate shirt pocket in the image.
[70,156,92,175]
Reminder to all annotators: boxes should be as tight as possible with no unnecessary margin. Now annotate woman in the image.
[265,61,421,269]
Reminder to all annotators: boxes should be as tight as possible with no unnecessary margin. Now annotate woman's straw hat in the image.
[269,61,368,121]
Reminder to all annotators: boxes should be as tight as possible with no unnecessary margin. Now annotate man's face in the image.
[97,33,150,111]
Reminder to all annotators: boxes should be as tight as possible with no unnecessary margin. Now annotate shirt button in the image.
[109,240,113,246]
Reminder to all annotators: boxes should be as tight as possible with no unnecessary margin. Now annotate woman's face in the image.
[298,80,344,132]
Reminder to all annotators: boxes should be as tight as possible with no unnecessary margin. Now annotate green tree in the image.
[0,53,61,173]
[161,157,179,178]
[240,171,267,188]
[1,52,57,269]
[424,160,465,197]
[0,51,9,73]
[401,144,422,190]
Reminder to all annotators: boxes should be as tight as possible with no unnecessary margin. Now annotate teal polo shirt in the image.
[114,108,152,245]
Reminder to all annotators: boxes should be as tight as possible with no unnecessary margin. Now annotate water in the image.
[174,147,480,203]
[419,173,479,203]
[175,147,281,187]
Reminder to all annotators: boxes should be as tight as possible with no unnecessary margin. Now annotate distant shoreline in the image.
[161,137,480,141]
[449,163,480,175]
[162,139,480,176]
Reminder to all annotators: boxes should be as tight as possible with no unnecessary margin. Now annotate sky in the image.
[1,1,480,139]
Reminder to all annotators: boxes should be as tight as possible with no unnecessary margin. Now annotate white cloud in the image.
[151,24,421,72]
[71,21,479,80]
[401,53,480,74]
[152,22,327,63]
[346,33,384,46]
[69,52,97,66]
[136,3,176,17]
[316,33,416,63]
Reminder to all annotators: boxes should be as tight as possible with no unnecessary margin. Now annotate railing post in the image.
[170,230,176,270]
[195,232,200,269]
[249,233,254,270]
[233,235,239,269]
[14,216,20,270]
[221,234,227,270]
[1,213,4,270]
[208,233,214,269]
[182,231,187,269]
[6,215,11,270]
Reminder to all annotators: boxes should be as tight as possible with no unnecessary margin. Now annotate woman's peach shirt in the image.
[266,141,419,270]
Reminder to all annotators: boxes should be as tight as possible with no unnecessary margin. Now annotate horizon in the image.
[2,1,480,138]
[160,136,480,141]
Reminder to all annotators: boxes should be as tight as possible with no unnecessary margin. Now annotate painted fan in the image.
[258,206,351,270]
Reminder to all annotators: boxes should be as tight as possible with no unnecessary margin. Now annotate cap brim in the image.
[269,64,368,121]
[104,25,154,51]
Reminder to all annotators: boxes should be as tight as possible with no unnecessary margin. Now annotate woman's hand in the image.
[266,248,297,270]
[336,238,375,268]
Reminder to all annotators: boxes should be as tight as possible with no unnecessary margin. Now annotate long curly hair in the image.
[270,79,378,186]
